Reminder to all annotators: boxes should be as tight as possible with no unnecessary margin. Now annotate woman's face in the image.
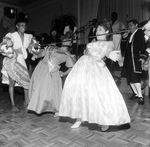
[62,38,72,46]
[16,22,27,33]
[96,25,108,40]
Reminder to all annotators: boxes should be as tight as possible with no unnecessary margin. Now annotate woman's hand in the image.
[108,50,120,62]
[122,31,129,38]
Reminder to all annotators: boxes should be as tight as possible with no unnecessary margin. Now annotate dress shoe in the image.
[101,125,109,132]
[54,112,59,117]
[129,94,138,100]
[71,121,82,129]
[100,123,130,132]
[138,97,144,105]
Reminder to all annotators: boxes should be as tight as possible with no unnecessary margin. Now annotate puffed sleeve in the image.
[5,32,12,37]
[5,33,13,42]
[0,33,14,58]
[65,55,74,68]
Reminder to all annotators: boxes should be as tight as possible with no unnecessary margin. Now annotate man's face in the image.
[128,22,138,33]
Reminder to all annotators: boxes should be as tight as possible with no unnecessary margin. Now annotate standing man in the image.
[122,19,147,105]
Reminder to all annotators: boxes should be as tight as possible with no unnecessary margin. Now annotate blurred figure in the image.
[49,29,61,47]
[60,32,76,87]
[40,33,50,45]
[64,20,77,56]
[88,18,98,43]
[142,20,150,98]
[27,35,43,77]
[110,12,126,67]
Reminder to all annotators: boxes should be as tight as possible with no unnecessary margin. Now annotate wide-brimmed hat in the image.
[15,13,29,25]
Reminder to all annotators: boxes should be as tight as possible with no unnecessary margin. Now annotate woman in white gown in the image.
[27,32,75,115]
[59,22,131,131]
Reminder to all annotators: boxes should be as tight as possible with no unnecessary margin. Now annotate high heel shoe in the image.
[71,121,82,129]
[101,125,109,132]
[138,97,144,105]
[54,112,59,118]
[100,123,130,132]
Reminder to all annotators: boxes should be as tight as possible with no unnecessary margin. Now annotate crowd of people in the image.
[1,11,150,132]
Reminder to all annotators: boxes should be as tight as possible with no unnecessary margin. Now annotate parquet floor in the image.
[0,84,150,147]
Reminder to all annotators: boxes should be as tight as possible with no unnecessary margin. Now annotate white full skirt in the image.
[59,55,131,125]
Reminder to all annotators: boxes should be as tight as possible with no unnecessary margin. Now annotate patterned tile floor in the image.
[0,85,150,147]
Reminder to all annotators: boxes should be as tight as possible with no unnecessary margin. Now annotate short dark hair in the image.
[128,19,139,26]
[111,12,118,17]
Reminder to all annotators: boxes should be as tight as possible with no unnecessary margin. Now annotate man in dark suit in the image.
[122,19,148,104]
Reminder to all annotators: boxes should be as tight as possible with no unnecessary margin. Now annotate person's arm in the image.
[60,55,74,77]
[106,41,120,62]
[70,55,77,63]
[60,67,72,77]
[31,49,46,60]
[142,56,150,71]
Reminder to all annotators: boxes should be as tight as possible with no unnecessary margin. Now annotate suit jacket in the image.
[124,29,148,73]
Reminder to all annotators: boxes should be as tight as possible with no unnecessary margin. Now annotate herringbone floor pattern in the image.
[0,85,150,147]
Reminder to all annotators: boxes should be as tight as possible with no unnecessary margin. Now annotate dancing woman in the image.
[27,32,75,116]
[59,21,131,131]
[0,15,33,111]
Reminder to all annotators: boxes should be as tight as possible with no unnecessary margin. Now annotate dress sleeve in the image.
[5,33,13,42]
[65,55,74,68]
